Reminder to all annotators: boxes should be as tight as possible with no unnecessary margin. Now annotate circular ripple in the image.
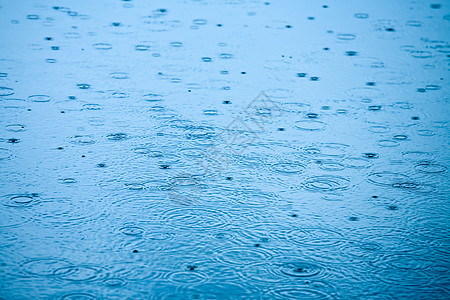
[60,293,97,300]
[279,261,322,277]
[143,93,163,102]
[103,278,126,287]
[372,253,436,271]
[2,193,40,207]
[0,87,14,96]
[69,135,96,145]
[163,208,230,230]
[0,206,30,227]
[303,176,350,192]
[83,104,102,110]
[342,157,372,169]
[167,271,209,284]
[377,140,399,147]
[337,33,356,41]
[374,268,433,287]
[415,163,447,174]
[28,95,52,102]
[5,124,26,132]
[22,258,72,276]
[268,282,335,300]
[346,87,384,99]
[294,120,326,131]
[107,133,128,141]
[417,129,435,136]
[271,162,306,173]
[319,161,345,171]
[58,178,77,184]
[288,228,344,246]
[109,72,129,79]
[53,265,105,282]
[410,51,432,58]
[92,43,112,50]
[402,151,435,162]
[184,282,253,299]
[227,190,280,208]
[112,262,162,281]
[119,225,145,236]
[367,172,411,186]
[215,246,274,266]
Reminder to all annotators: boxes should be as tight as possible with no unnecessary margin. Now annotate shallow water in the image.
[0,0,449,299]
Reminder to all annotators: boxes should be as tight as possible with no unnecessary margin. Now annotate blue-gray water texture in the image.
[0,0,449,299]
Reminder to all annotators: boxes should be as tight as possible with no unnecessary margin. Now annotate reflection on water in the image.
[0,0,449,298]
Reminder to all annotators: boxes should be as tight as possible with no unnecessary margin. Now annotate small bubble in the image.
[241,72,246,74]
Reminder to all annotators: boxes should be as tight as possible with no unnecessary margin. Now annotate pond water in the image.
[0,0,449,299]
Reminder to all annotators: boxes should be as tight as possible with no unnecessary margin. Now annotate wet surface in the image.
[0,0,449,299]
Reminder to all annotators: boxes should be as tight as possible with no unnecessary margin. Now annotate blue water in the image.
[0,0,449,299]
